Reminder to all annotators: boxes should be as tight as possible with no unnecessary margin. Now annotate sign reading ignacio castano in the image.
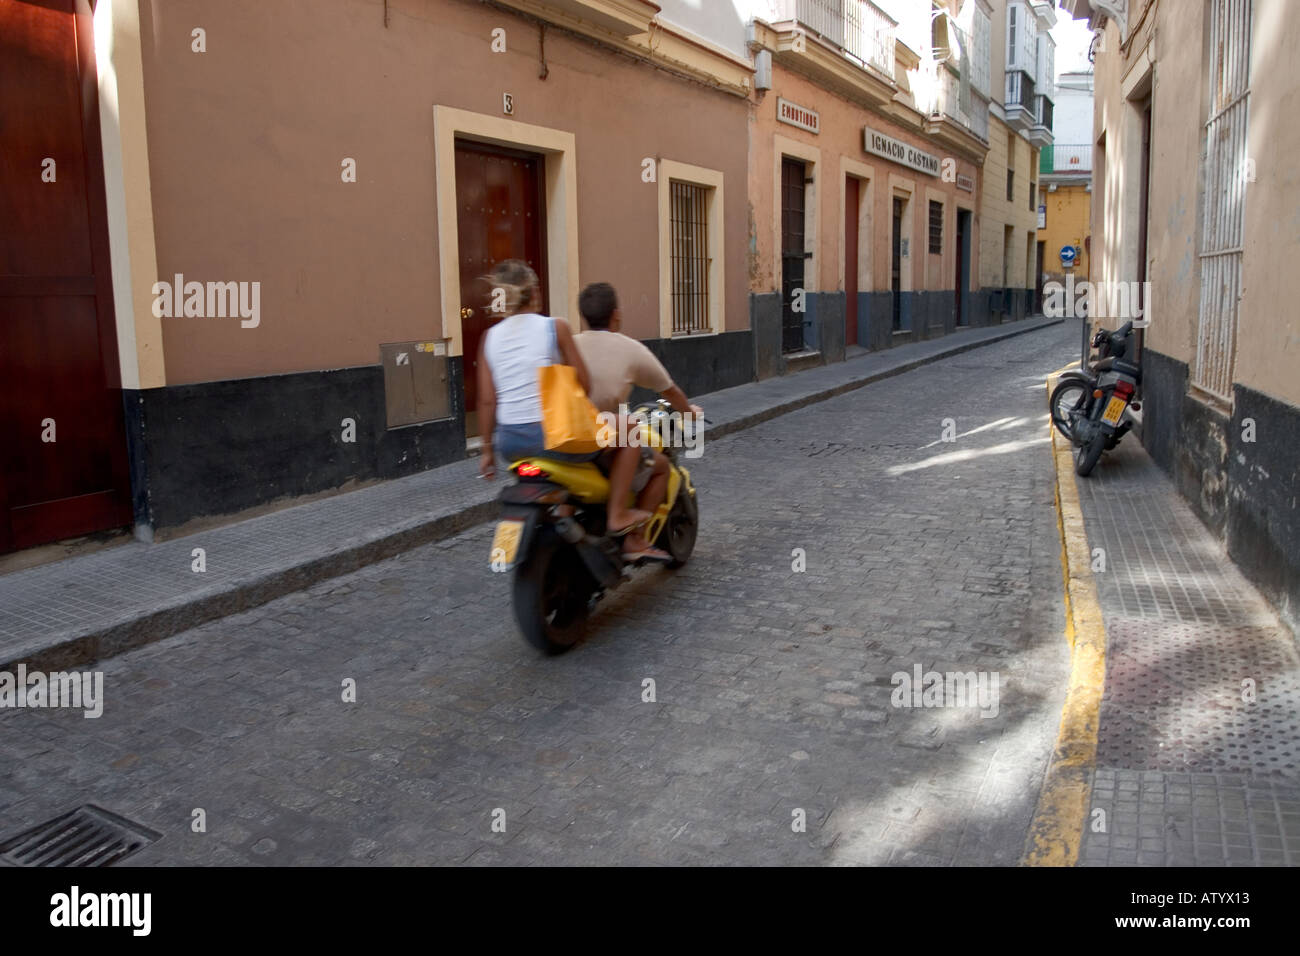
[863,127,941,177]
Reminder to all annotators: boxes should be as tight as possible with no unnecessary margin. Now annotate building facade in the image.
[667,0,1040,380]
[1,0,754,547]
[742,0,992,376]
[1038,69,1093,286]
[979,0,1055,321]
[1073,0,1300,628]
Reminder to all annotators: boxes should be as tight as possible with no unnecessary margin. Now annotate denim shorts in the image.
[494,422,602,465]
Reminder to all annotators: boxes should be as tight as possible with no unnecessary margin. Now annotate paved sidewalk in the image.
[1074,438,1300,865]
[0,316,1059,673]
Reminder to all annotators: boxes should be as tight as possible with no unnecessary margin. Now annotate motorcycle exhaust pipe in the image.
[554,516,622,588]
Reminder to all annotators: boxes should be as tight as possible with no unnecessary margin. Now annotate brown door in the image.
[0,0,132,553]
[891,197,903,330]
[844,176,859,348]
[1134,95,1152,360]
[955,209,971,326]
[454,141,546,437]
[1035,240,1046,315]
[780,158,807,353]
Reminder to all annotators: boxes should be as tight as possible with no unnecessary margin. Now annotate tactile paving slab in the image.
[1097,619,1300,775]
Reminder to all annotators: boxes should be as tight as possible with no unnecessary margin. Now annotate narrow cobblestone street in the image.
[0,326,1078,865]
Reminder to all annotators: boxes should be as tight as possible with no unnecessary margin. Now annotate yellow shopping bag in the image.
[538,362,602,454]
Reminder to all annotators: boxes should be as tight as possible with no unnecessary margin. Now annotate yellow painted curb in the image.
[1021,370,1108,867]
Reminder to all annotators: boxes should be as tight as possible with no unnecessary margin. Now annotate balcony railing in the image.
[969,94,990,141]
[1005,70,1036,110]
[1039,144,1092,173]
[931,66,990,142]
[771,0,896,78]
[1033,95,1053,130]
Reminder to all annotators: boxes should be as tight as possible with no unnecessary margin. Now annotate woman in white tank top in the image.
[477,260,593,476]
[477,261,673,561]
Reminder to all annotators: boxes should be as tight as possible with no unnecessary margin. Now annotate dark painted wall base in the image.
[1140,347,1300,630]
[127,329,756,533]
[125,362,467,533]
[640,329,755,400]
[749,287,1038,378]
[1229,385,1300,631]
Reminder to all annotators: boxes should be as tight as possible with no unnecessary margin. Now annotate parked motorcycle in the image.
[1048,320,1142,477]
[488,399,700,654]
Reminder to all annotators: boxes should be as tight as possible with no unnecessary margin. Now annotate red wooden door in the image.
[0,0,132,553]
[844,176,859,348]
[453,141,546,436]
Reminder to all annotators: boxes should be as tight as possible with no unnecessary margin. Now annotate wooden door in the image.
[844,176,859,348]
[0,0,132,553]
[453,141,546,436]
[1134,96,1151,359]
[955,209,970,326]
[780,158,806,353]
[1035,240,1046,316]
[891,197,903,330]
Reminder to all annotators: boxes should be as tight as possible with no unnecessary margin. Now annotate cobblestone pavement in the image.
[0,327,1079,866]
[0,316,1058,673]
[1076,430,1300,866]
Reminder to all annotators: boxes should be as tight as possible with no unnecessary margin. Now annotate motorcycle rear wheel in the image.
[513,529,594,655]
[1049,379,1090,441]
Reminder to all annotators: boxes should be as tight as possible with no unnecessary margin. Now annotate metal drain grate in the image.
[0,805,160,867]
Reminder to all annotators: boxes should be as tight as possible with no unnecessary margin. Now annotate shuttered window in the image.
[1193,0,1251,401]
[928,200,943,254]
[670,180,711,336]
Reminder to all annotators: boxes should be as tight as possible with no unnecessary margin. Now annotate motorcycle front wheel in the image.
[1074,431,1106,477]
[656,488,698,569]
[513,528,594,655]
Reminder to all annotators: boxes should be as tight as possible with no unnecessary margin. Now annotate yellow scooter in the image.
[488,399,700,654]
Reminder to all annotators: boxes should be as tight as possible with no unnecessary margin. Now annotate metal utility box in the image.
[380,339,453,428]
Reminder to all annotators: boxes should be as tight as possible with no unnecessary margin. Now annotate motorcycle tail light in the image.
[1114,381,1136,399]
[515,462,547,478]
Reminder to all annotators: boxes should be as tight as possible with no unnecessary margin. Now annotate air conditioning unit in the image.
[755,49,773,90]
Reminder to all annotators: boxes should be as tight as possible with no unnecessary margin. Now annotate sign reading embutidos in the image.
[777,98,820,134]
[863,127,940,177]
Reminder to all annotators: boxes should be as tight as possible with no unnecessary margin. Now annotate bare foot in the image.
[622,540,673,563]
[622,531,652,552]
[608,509,651,535]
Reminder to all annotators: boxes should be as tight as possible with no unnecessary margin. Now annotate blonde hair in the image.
[483,259,540,316]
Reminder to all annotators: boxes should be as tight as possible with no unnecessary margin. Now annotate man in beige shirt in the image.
[574,282,702,561]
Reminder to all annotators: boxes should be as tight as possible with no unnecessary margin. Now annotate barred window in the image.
[1194,0,1251,401]
[670,180,711,335]
[928,200,943,254]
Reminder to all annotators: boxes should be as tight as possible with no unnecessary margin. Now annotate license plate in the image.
[490,519,525,569]
[1101,395,1127,425]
